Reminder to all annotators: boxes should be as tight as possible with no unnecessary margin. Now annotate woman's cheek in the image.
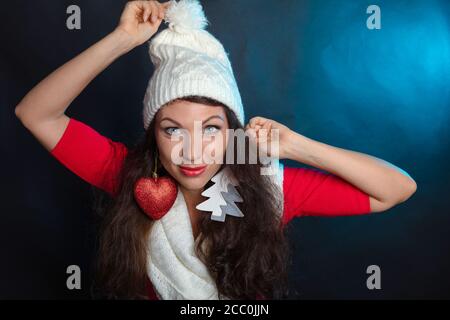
[202,134,225,164]
[154,138,177,170]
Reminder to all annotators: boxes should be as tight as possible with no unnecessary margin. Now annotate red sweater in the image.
[50,118,371,299]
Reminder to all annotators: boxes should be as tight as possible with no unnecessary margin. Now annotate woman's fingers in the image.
[143,4,150,22]
[161,1,172,9]
[247,117,269,134]
[158,1,170,18]
[137,1,152,22]
[116,0,171,46]
[246,117,275,138]
[140,1,166,24]
[264,121,273,136]
[249,117,271,132]
[257,121,271,142]
[263,122,272,140]
[244,116,289,158]
[245,117,278,150]
[158,5,165,19]
[147,1,157,23]
[152,1,170,23]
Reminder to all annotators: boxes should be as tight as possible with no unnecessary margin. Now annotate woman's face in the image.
[154,100,230,192]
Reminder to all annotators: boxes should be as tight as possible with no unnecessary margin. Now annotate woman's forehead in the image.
[157,100,227,122]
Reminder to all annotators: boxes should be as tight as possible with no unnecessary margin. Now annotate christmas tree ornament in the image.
[134,151,178,220]
[196,166,244,222]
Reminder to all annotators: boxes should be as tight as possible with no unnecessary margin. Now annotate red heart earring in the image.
[134,150,178,220]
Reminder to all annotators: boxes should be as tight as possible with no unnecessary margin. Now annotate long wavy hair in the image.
[91,95,292,299]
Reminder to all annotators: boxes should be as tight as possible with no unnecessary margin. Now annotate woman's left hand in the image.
[244,116,295,160]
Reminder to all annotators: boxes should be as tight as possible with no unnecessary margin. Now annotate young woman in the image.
[15,0,417,300]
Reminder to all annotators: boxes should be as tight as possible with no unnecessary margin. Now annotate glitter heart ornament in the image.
[134,176,178,220]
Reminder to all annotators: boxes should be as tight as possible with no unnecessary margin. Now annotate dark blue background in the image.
[1,0,449,299]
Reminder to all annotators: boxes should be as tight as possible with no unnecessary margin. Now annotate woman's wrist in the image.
[108,28,139,57]
[283,130,316,165]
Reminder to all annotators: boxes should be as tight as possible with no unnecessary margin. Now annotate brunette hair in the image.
[91,95,292,299]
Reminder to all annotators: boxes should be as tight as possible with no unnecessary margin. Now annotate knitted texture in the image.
[142,0,245,129]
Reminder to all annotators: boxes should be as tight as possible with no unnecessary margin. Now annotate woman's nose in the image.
[181,130,204,164]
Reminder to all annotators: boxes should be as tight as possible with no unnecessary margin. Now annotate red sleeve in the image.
[49,117,128,197]
[282,166,371,224]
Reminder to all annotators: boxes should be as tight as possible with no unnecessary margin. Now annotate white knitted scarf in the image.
[146,161,284,300]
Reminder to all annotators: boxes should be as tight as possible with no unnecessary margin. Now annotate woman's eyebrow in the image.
[160,117,182,126]
[203,115,224,123]
[160,115,224,126]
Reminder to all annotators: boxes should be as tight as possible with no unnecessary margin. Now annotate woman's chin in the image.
[171,172,209,191]
[177,179,209,192]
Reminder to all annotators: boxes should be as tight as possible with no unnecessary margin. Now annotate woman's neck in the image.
[180,187,204,206]
[179,186,205,239]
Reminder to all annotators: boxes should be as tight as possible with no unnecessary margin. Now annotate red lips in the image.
[179,165,207,177]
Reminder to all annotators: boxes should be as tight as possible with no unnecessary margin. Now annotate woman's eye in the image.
[164,127,181,135]
[204,125,220,134]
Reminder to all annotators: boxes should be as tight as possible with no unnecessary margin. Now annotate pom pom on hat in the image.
[165,0,209,33]
[142,0,245,129]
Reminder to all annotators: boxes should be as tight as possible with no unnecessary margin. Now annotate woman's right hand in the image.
[15,0,172,152]
[115,0,171,48]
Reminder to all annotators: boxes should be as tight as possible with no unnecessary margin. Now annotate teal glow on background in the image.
[320,0,450,148]
[206,0,450,298]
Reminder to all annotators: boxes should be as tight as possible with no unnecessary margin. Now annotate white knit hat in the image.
[142,0,245,130]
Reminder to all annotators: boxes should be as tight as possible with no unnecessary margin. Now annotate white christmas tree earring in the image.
[196,166,244,222]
